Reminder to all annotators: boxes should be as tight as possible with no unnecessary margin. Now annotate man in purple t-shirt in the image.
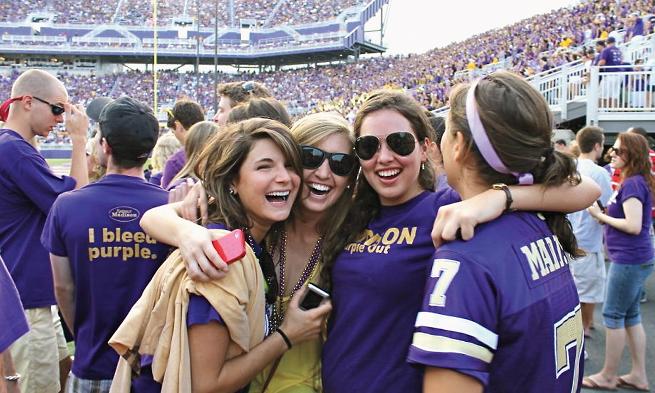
[0,69,89,393]
[42,97,172,392]
[160,100,204,189]
[0,255,29,393]
[598,36,624,107]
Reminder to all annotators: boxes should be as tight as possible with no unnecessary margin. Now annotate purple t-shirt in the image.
[160,149,186,189]
[605,175,654,264]
[599,46,624,70]
[0,129,76,309]
[322,189,459,393]
[0,255,29,352]
[41,174,171,380]
[408,212,584,392]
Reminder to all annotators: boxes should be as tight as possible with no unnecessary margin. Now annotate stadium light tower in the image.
[214,0,219,114]
[196,0,200,81]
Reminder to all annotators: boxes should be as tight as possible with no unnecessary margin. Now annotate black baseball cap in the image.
[99,96,159,160]
[86,97,113,122]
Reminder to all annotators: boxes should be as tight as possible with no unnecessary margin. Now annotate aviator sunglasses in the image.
[354,131,417,160]
[300,145,357,176]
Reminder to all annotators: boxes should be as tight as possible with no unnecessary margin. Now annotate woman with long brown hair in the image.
[585,132,654,391]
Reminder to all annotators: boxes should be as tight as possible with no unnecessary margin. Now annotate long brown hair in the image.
[616,132,655,195]
[447,71,582,257]
[195,118,302,231]
[321,90,435,288]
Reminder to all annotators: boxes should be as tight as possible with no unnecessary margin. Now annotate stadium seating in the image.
[1,0,654,142]
[0,0,365,27]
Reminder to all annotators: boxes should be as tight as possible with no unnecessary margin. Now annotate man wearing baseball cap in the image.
[0,69,88,393]
[41,96,172,393]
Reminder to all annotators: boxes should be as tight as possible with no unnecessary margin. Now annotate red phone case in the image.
[211,229,246,264]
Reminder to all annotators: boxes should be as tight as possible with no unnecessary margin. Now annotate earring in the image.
[421,162,426,171]
[229,187,236,195]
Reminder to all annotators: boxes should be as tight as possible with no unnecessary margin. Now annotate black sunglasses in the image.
[300,145,356,177]
[354,131,417,160]
[32,96,65,116]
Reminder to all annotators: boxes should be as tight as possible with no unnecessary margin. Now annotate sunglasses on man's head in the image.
[354,131,417,160]
[300,145,356,177]
[32,96,65,116]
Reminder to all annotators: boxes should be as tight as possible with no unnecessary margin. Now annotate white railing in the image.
[527,60,587,120]
[586,65,655,125]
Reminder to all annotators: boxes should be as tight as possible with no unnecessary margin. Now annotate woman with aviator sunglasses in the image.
[319,89,601,393]
[141,112,359,393]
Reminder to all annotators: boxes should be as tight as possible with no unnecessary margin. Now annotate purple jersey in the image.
[322,189,459,393]
[0,255,29,353]
[0,129,76,309]
[408,212,584,393]
[605,175,654,264]
[41,174,171,380]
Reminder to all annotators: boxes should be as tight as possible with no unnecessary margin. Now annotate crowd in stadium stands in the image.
[1,0,654,137]
[271,0,362,25]
[0,0,363,27]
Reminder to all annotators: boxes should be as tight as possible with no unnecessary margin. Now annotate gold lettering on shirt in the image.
[344,226,418,255]
[87,227,160,262]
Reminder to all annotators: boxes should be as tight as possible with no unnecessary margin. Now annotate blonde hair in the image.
[150,132,181,172]
[172,121,220,183]
[291,112,357,287]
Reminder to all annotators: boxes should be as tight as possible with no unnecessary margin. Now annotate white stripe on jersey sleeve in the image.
[415,311,499,350]
[411,332,494,364]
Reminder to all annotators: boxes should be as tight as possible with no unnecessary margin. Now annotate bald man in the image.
[0,69,88,393]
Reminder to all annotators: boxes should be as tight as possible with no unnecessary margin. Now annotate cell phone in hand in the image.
[300,283,330,311]
[596,200,605,211]
[211,229,246,265]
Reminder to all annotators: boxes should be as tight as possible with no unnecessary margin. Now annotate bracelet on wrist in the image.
[491,183,513,212]
[4,374,20,382]
[276,328,292,350]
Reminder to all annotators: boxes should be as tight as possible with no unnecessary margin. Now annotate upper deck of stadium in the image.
[0,0,366,28]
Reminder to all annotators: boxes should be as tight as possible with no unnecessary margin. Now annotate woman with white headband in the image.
[408,71,585,392]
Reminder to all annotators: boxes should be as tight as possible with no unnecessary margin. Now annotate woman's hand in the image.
[432,189,505,248]
[587,202,603,220]
[180,227,229,282]
[168,178,196,204]
[279,287,332,346]
[180,181,209,225]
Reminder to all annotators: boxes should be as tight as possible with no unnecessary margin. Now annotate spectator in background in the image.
[0,255,29,393]
[598,36,624,108]
[569,127,612,339]
[212,81,271,125]
[168,121,220,190]
[424,112,447,191]
[586,132,653,392]
[149,132,181,187]
[161,99,204,189]
[0,69,90,393]
[552,129,575,155]
[227,97,291,127]
[41,97,171,393]
[625,12,644,42]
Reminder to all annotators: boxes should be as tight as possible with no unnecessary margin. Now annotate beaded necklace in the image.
[244,229,278,306]
[268,229,322,327]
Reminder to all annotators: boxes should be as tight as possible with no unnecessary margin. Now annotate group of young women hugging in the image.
[110,71,603,393]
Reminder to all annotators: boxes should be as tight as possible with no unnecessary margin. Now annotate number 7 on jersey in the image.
[428,258,460,307]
